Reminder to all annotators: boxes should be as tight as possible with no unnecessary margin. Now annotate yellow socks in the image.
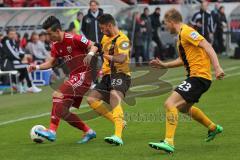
[165,107,178,146]
[89,100,114,123]
[112,104,124,138]
[189,106,216,131]
[89,101,124,138]
[164,106,216,146]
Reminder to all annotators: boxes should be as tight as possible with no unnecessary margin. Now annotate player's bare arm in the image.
[149,57,183,69]
[83,41,99,66]
[198,39,225,80]
[103,54,127,64]
[28,56,57,72]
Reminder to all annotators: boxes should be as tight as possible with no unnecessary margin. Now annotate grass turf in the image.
[0,58,239,160]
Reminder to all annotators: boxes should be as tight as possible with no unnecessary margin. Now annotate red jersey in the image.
[51,33,91,75]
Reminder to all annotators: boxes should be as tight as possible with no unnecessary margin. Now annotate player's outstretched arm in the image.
[149,57,183,69]
[198,39,225,80]
[83,41,99,66]
[88,41,99,54]
[103,54,127,64]
[28,56,56,72]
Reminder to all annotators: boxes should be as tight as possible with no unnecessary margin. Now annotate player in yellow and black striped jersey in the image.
[101,30,131,76]
[86,14,131,146]
[148,8,225,153]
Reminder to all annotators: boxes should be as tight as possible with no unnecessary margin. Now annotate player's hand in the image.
[83,54,93,66]
[215,67,225,80]
[149,58,166,68]
[103,54,112,61]
[27,64,37,72]
[196,22,202,27]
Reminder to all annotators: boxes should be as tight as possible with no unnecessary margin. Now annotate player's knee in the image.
[87,95,97,105]
[52,91,64,99]
[164,100,174,109]
[55,105,70,119]
[177,105,191,114]
[110,91,122,102]
[178,107,188,113]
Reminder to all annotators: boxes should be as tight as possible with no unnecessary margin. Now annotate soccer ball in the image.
[30,125,46,143]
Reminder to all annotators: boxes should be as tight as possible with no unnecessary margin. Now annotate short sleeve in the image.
[73,34,91,49]
[51,44,58,58]
[182,28,204,46]
[116,37,130,55]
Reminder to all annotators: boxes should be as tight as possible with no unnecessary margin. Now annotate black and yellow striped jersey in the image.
[177,24,212,80]
[101,31,131,76]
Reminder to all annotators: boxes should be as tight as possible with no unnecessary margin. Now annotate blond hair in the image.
[164,8,182,23]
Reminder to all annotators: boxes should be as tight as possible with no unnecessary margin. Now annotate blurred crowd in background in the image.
[123,0,238,5]
[125,0,234,66]
[0,0,238,7]
[0,0,240,95]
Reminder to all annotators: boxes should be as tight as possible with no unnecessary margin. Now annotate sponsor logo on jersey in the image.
[63,55,73,62]
[120,41,130,50]
[81,36,88,44]
[190,31,199,40]
[67,46,72,53]
[70,72,86,91]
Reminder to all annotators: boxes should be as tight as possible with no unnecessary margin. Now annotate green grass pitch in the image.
[0,58,240,160]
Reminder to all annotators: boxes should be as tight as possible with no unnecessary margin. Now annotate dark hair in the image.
[89,0,99,6]
[23,32,29,39]
[77,11,83,17]
[6,27,16,34]
[42,16,62,31]
[98,14,116,25]
[144,7,149,12]
[155,7,160,11]
[39,31,47,37]
[219,6,224,11]
[16,32,21,39]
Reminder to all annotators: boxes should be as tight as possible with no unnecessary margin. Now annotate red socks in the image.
[49,97,61,132]
[49,97,90,133]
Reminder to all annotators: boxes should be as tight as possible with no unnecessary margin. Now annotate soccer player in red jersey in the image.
[28,16,98,143]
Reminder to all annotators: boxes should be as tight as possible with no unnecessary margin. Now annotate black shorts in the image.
[94,73,131,97]
[174,77,211,103]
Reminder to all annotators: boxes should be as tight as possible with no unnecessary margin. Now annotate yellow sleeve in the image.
[101,36,109,53]
[182,28,204,46]
[116,37,130,55]
[101,35,106,44]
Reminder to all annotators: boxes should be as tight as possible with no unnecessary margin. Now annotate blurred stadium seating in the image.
[0,0,240,94]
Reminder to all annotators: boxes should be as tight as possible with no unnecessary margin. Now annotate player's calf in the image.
[87,95,98,105]
[52,91,64,99]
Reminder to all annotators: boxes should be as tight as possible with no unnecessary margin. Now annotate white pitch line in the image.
[0,113,50,126]
[0,68,239,127]
[132,66,240,90]
[0,104,89,126]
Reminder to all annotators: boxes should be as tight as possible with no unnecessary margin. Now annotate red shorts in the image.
[58,71,92,108]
